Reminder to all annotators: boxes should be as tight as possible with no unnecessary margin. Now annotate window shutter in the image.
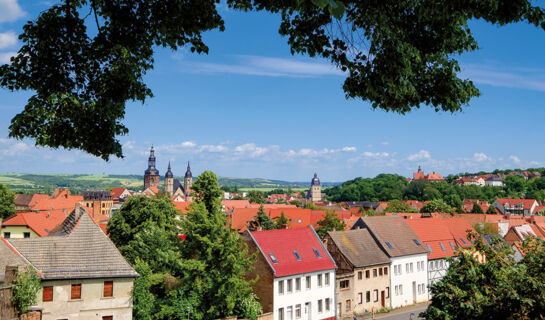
[42,286,53,302]
[71,284,81,299]
[104,281,113,297]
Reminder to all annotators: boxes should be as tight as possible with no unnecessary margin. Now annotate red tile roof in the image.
[442,218,475,248]
[495,199,538,211]
[2,210,68,237]
[173,201,193,214]
[222,200,251,211]
[248,226,336,277]
[228,207,261,231]
[110,187,128,198]
[405,218,457,260]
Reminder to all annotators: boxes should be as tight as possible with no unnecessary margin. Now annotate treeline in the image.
[325,174,545,206]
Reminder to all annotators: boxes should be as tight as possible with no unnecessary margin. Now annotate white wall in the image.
[390,253,428,308]
[273,269,336,320]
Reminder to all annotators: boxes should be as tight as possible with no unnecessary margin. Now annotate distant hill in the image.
[0,173,340,194]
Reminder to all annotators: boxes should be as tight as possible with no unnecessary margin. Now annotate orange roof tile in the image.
[2,210,68,237]
[110,187,128,198]
[174,201,193,214]
[405,218,457,260]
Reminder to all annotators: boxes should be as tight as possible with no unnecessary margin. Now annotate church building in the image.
[306,173,322,202]
[143,146,193,198]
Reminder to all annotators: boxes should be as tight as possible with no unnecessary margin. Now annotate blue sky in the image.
[1,0,545,182]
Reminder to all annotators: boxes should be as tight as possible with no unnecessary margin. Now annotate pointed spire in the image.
[185,160,192,178]
[168,161,171,170]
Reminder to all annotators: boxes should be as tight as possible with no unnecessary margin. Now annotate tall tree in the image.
[3,1,545,159]
[470,203,484,214]
[247,190,264,204]
[247,204,277,231]
[315,210,346,238]
[0,183,15,219]
[191,170,223,214]
[274,211,290,229]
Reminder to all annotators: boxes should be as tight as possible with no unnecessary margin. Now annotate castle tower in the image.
[144,146,160,190]
[184,161,193,195]
[310,173,322,202]
[164,162,174,196]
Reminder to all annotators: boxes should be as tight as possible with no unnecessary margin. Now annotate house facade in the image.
[493,199,539,216]
[1,206,138,320]
[324,229,391,316]
[243,226,336,320]
[352,216,428,308]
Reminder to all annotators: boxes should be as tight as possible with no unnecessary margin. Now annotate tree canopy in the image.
[0,183,16,220]
[420,199,453,214]
[315,210,346,238]
[3,1,545,159]
[247,204,277,231]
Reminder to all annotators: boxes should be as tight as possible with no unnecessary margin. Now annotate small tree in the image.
[247,190,264,204]
[420,199,453,213]
[275,211,290,229]
[384,200,418,213]
[487,205,498,214]
[470,203,484,214]
[316,210,346,238]
[0,183,16,219]
[12,267,41,314]
[247,205,277,231]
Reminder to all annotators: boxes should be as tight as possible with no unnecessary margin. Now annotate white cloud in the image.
[180,55,344,78]
[0,51,16,63]
[0,0,25,23]
[473,152,491,162]
[362,152,390,158]
[0,31,17,49]
[510,155,521,164]
[342,146,357,152]
[199,144,228,153]
[461,63,545,92]
[407,150,431,161]
[181,141,196,148]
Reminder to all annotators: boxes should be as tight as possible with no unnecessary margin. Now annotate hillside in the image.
[0,173,339,194]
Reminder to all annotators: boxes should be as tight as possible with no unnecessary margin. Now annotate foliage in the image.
[420,199,453,213]
[326,174,407,202]
[303,203,321,210]
[422,236,545,320]
[132,259,156,320]
[470,203,484,214]
[384,200,417,213]
[487,205,498,214]
[247,205,277,231]
[191,171,223,214]
[247,190,264,204]
[11,266,41,314]
[6,1,545,158]
[290,200,301,207]
[0,183,16,219]
[274,211,290,229]
[315,210,346,238]
[473,222,497,236]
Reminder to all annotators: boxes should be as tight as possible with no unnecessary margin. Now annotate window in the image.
[384,267,388,275]
[3,232,10,238]
[417,261,421,272]
[358,271,362,280]
[365,270,370,278]
[440,242,446,252]
[394,286,398,296]
[287,306,293,320]
[325,298,330,311]
[450,241,456,250]
[42,286,53,302]
[386,287,390,298]
[269,253,278,264]
[358,293,362,304]
[405,263,409,273]
[374,289,378,302]
[413,239,421,245]
[399,284,403,295]
[102,317,113,320]
[421,284,426,294]
[366,291,370,302]
[313,248,322,258]
[278,308,284,320]
[278,280,284,294]
[295,304,301,318]
[71,283,82,300]
[23,232,30,238]
[410,263,414,273]
[345,300,351,312]
[427,244,433,253]
[418,284,421,295]
[379,268,383,276]
[306,276,311,289]
[339,280,349,289]
[103,281,113,297]
[325,273,330,286]
[317,274,323,287]
[460,238,467,245]
[287,279,293,293]
[293,250,302,261]
[318,299,323,312]
[385,241,393,249]
[373,269,377,277]
[295,278,301,291]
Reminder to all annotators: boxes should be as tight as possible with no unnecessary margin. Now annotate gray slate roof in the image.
[7,207,138,280]
[0,240,26,283]
[356,216,428,257]
[327,229,390,267]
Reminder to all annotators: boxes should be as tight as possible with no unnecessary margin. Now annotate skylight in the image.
[269,253,278,264]
[460,238,467,245]
[427,244,432,253]
[313,248,322,258]
[440,242,446,252]
[413,239,421,246]
[450,241,456,250]
[293,250,302,261]
[385,242,393,249]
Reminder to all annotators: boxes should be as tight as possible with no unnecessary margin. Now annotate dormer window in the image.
[385,242,393,249]
[313,248,322,258]
[269,253,278,264]
[440,242,446,252]
[413,239,421,245]
[427,244,432,253]
[293,250,302,261]
[460,238,467,245]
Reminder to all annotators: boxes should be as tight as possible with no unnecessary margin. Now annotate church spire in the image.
[165,161,173,178]
[185,161,192,178]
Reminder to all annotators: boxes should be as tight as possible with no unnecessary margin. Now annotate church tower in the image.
[309,173,322,202]
[144,146,160,190]
[184,161,193,194]
[164,162,174,196]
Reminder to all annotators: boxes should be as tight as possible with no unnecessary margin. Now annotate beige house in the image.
[324,229,391,317]
[0,207,138,320]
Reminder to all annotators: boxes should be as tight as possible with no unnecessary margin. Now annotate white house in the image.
[243,226,337,320]
[352,216,428,308]
[493,199,539,216]
[485,175,504,187]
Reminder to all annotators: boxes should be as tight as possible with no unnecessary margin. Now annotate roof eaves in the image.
[2,238,42,278]
[247,230,277,276]
[309,225,337,269]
